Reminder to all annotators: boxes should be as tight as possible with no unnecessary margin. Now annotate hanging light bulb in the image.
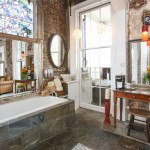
[97,22,107,34]
[72,0,82,39]
[21,51,24,59]
[142,1,148,41]
[97,0,107,34]
[73,28,82,39]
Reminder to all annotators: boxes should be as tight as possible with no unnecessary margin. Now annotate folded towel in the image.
[54,78,63,91]
[56,87,63,91]
[48,81,55,87]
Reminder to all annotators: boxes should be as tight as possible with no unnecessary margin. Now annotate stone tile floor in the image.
[34,108,150,150]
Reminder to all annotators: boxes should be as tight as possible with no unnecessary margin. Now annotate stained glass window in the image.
[0,0,33,38]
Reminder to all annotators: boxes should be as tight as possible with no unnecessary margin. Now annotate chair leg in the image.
[127,114,134,136]
[146,118,150,143]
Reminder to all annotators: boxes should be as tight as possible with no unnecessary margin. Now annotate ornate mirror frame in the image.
[48,34,66,69]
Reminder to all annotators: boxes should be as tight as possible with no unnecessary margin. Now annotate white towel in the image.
[56,87,63,91]
[48,81,55,87]
[54,78,63,91]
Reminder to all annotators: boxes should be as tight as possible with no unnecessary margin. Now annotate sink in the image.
[60,74,75,82]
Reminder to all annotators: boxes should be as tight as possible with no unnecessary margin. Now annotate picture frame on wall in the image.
[144,16,150,25]
[142,10,150,25]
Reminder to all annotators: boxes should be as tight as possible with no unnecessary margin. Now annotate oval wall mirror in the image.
[49,34,65,68]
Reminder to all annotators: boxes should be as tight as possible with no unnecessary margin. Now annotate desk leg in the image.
[114,92,117,128]
[120,98,123,121]
[25,83,27,91]
[15,82,16,93]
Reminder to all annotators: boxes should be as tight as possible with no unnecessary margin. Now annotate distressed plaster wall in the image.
[6,40,12,77]
[42,0,69,75]
[129,1,150,40]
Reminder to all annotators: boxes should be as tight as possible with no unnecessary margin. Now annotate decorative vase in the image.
[21,74,28,80]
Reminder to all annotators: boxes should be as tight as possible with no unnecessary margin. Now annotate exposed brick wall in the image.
[42,0,70,75]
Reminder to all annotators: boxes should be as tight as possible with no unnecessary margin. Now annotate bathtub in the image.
[0,96,75,150]
[0,96,68,125]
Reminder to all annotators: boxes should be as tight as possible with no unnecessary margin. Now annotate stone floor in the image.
[33,108,150,150]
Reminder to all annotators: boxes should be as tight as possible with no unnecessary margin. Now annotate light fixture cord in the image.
[99,0,101,23]
[144,0,146,24]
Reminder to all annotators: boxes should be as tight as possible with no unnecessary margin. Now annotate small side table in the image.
[17,87,25,93]
[15,79,36,93]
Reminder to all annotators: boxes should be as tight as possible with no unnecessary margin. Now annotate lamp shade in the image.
[142,25,148,32]
[21,51,24,59]
[142,25,149,41]
[142,32,149,41]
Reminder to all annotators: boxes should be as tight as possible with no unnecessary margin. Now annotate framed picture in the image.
[144,16,150,25]
[143,10,150,25]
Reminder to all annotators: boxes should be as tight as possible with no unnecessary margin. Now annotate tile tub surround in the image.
[0,99,75,150]
[0,96,69,126]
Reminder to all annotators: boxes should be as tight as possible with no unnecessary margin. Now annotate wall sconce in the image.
[21,51,25,59]
[142,24,148,41]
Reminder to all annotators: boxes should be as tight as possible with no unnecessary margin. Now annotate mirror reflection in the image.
[0,39,6,76]
[129,40,150,84]
[50,35,65,67]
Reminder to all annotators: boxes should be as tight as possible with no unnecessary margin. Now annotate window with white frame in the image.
[80,4,111,68]
[80,3,111,107]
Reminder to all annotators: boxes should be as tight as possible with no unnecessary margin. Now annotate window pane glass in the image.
[80,4,111,108]
[0,16,4,31]
[81,5,111,49]
[0,0,33,37]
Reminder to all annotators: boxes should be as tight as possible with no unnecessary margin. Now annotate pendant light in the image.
[97,0,107,34]
[21,51,24,59]
[73,29,82,39]
[142,24,148,41]
[73,0,82,39]
[142,1,148,41]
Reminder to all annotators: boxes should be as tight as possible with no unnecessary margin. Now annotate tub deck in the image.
[0,96,68,127]
[0,96,75,150]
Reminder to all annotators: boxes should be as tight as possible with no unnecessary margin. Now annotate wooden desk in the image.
[113,89,150,128]
[15,79,36,93]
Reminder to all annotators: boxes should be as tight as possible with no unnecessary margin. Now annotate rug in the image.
[72,143,92,150]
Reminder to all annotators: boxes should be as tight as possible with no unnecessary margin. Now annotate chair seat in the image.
[129,108,150,118]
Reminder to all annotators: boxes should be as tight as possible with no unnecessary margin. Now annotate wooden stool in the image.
[127,108,150,143]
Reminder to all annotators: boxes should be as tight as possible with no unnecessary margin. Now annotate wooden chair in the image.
[127,108,150,143]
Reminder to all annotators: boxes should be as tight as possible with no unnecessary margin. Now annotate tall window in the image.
[80,4,111,68]
[80,4,111,108]
[0,0,33,38]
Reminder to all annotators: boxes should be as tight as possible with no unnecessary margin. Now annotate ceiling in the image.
[68,0,146,11]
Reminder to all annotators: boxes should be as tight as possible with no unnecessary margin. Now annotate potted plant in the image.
[17,83,25,92]
[21,66,28,80]
[141,67,150,84]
